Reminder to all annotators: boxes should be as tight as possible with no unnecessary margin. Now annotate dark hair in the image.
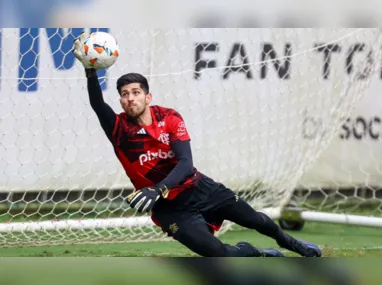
[116,73,149,94]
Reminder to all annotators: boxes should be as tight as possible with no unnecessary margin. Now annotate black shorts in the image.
[151,173,237,236]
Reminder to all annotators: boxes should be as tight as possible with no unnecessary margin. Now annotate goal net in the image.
[0,28,381,247]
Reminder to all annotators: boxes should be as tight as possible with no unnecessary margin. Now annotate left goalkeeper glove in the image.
[127,185,169,213]
[73,32,94,69]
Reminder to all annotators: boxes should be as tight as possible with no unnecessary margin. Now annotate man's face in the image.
[120,83,152,118]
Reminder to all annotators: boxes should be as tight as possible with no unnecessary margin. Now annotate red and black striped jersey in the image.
[111,105,199,200]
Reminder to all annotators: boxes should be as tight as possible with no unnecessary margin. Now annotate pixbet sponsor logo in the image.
[139,149,175,165]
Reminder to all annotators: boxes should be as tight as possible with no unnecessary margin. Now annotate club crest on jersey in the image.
[158,133,170,145]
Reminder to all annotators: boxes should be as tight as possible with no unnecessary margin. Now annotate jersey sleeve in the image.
[167,110,191,143]
[86,69,117,141]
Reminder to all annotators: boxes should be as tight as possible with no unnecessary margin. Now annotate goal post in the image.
[1,28,382,247]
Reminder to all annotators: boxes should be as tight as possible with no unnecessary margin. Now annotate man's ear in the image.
[146,93,152,104]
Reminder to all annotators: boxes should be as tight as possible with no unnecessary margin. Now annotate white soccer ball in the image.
[82,32,119,69]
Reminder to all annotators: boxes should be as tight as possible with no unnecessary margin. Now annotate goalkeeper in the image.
[74,34,321,257]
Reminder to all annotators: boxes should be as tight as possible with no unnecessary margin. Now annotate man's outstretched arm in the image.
[73,33,117,140]
[86,69,116,140]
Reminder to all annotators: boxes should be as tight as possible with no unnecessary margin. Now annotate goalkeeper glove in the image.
[73,32,93,69]
[127,185,169,213]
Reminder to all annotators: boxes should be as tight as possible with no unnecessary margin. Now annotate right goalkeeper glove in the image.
[73,32,93,69]
[127,187,160,213]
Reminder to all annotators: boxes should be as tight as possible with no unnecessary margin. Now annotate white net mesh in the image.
[0,28,381,246]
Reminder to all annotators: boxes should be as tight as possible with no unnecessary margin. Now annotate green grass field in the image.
[0,221,381,257]
[1,221,382,285]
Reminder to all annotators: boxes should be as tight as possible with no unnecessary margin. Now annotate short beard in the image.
[126,106,145,119]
